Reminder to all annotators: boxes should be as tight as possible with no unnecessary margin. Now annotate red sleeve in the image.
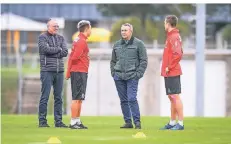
[168,36,183,70]
[66,49,73,79]
[66,39,86,79]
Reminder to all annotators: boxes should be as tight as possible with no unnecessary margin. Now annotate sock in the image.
[178,120,184,126]
[76,117,81,124]
[169,120,176,126]
[70,118,77,125]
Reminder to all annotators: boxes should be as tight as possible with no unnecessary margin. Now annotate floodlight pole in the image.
[196,4,206,116]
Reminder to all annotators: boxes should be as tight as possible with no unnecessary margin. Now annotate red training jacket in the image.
[66,33,90,78]
[161,28,183,77]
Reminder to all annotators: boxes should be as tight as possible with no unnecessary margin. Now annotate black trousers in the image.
[38,71,64,124]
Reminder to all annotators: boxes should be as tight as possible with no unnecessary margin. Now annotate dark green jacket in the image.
[110,36,148,80]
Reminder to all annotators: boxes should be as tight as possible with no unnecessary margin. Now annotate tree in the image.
[110,17,159,43]
[206,4,231,16]
[222,24,231,41]
[154,21,191,44]
[97,4,194,42]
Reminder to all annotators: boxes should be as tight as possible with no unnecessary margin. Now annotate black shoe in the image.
[79,123,88,129]
[120,123,133,129]
[39,123,50,128]
[69,122,87,129]
[55,122,68,128]
[135,122,141,129]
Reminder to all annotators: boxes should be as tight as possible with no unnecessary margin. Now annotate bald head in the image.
[47,19,59,35]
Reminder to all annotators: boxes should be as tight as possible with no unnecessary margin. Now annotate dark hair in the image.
[165,15,178,27]
[77,20,91,32]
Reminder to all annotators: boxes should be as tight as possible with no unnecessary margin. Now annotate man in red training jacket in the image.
[66,20,91,129]
[160,15,184,130]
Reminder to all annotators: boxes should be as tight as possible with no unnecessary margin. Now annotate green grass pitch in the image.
[1,115,231,144]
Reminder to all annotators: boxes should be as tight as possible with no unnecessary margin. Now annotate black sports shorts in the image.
[71,72,88,100]
[164,75,181,95]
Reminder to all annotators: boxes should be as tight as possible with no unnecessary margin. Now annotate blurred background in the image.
[1,4,231,117]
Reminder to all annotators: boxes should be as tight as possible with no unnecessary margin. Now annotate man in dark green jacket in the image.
[110,23,148,129]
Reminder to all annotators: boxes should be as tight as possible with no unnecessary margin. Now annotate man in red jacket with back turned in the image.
[160,15,184,130]
[66,20,91,129]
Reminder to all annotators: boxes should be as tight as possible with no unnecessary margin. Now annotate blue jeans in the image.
[38,71,64,124]
[114,75,140,124]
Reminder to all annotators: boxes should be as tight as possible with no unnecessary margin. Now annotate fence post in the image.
[226,57,231,116]
[17,46,23,114]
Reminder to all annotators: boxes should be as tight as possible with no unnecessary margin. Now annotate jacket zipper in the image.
[123,45,126,80]
[57,58,59,73]
[45,56,47,66]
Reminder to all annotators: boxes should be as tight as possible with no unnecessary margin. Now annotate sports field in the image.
[1,115,231,144]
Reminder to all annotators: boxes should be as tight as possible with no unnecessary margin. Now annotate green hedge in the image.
[110,17,191,44]
[222,24,231,41]
[110,17,159,43]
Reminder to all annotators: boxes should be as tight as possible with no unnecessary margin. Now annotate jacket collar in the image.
[167,28,179,36]
[47,31,56,36]
[79,32,88,40]
[121,36,134,45]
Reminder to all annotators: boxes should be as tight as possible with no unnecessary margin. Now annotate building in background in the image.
[2,4,231,52]
[1,4,113,54]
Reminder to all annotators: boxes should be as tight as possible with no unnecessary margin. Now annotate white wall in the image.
[160,60,226,117]
[66,60,227,117]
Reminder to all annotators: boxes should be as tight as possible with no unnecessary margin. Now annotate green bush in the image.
[110,17,159,43]
[222,24,231,41]
[177,21,191,39]
[155,21,191,44]
[110,17,191,44]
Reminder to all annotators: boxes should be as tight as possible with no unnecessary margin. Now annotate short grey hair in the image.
[47,18,52,26]
[77,20,91,29]
[47,18,57,27]
[121,23,133,32]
